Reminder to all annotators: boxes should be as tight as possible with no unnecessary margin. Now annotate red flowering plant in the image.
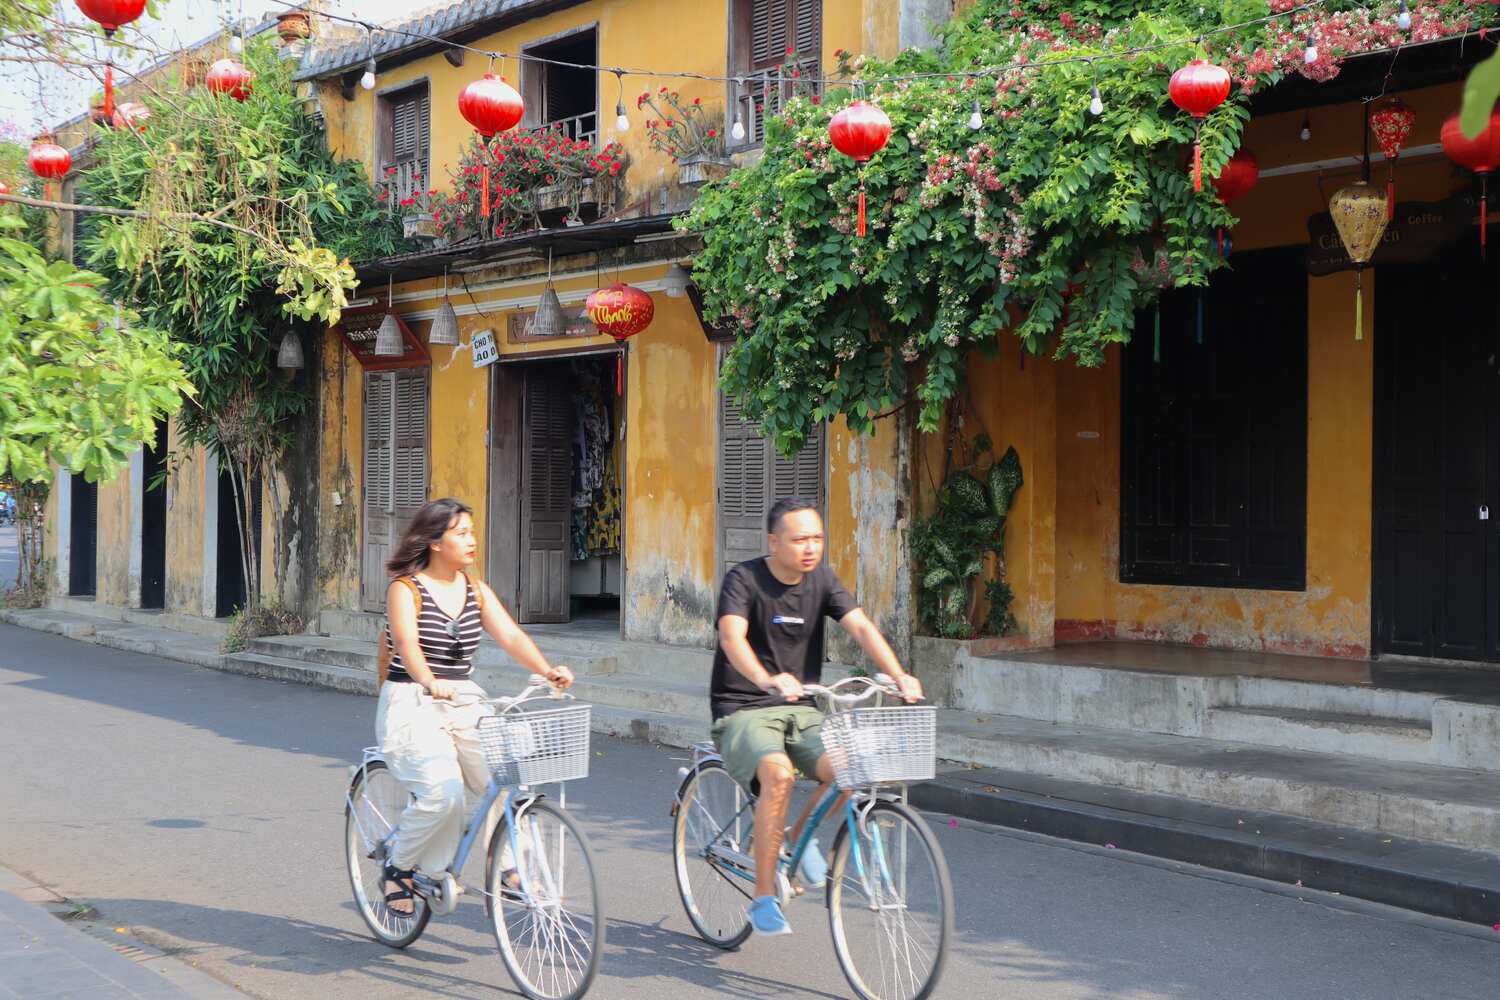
[433,128,627,242]
[639,88,726,162]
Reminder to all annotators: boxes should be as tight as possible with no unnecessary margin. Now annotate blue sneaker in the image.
[797,837,827,889]
[748,895,792,936]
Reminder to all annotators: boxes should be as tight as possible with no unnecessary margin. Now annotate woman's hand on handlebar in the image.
[543,665,575,690]
[893,673,924,704]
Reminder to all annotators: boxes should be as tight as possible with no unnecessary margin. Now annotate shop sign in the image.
[471,328,498,367]
[1307,195,1481,275]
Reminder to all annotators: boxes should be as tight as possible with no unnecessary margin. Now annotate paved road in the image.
[0,525,17,592]
[1,624,1496,1000]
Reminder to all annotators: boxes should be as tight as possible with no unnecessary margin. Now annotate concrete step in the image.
[46,596,230,640]
[253,633,620,676]
[220,651,377,696]
[1205,705,1434,764]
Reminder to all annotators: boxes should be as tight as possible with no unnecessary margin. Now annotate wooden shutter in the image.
[393,367,429,516]
[773,422,824,511]
[362,372,395,608]
[519,371,573,623]
[792,0,821,63]
[385,86,430,196]
[719,388,770,570]
[749,0,819,68]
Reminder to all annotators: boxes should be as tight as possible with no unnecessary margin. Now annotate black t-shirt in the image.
[710,557,858,721]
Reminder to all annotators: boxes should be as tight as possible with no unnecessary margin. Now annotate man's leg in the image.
[787,753,846,847]
[752,752,796,899]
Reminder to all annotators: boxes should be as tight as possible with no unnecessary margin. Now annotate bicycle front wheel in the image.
[345,759,431,948]
[486,799,603,1000]
[828,798,954,1000]
[671,761,753,949]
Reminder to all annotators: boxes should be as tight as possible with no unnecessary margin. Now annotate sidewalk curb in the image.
[0,864,245,998]
[909,772,1500,930]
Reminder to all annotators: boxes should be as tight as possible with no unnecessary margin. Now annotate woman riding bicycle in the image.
[378,497,574,915]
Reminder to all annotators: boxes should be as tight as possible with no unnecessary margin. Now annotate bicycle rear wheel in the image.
[827,798,953,1000]
[345,759,431,948]
[671,761,754,949]
[486,798,603,1000]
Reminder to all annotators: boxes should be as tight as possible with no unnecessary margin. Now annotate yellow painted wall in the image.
[94,467,132,606]
[164,429,209,617]
[1050,85,1467,658]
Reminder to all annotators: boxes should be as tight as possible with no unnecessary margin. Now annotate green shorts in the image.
[711,705,826,790]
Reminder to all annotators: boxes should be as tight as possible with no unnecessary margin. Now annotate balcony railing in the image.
[532,110,599,149]
[731,62,821,148]
[381,157,428,204]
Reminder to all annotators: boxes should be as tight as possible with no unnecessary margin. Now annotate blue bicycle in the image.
[671,675,954,1000]
[345,677,602,1000]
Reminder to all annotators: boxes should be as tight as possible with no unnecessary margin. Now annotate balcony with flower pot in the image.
[638,89,731,187]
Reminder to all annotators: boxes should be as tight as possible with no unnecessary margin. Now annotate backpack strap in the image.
[463,570,485,612]
[376,577,424,690]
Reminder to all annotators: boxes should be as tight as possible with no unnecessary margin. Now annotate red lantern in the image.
[1440,110,1500,257]
[206,58,253,101]
[29,140,71,181]
[586,283,654,395]
[0,180,9,196]
[76,1,147,120]
[827,100,892,238]
[1169,59,1231,193]
[458,73,524,219]
[110,101,149,131]
[1211,148,1258,204]
[1370,97,1416,220]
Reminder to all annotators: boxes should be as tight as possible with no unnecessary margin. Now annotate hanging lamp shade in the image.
[1169,59,1231,192]
[206,58,253,101]
[531,284,567,337]
[29,139,70,180]
[429,299,460,346]
[661,262,692,298]
[1370,97,1416,220]
[276,329,304,369]
[1440,110,1500,258]
[374,310,405,356]
[1328,181,1388,340]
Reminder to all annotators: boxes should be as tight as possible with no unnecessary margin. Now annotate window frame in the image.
[376,78,431,202]
[726,0,822,150]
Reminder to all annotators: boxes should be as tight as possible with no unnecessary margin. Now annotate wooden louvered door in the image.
[362,368,429,610]
[519,369,574,623]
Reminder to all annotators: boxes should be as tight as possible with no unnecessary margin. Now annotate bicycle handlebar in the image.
[415,673,570,710]
[803,674,908,705]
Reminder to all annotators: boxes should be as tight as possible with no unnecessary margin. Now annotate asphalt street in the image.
[1,623,1497,999]
[0,526,17,592]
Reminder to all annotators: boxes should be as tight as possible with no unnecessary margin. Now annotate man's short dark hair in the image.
[768,497,818,534]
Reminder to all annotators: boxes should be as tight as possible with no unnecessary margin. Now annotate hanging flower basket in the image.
[676,153,733,187]
[275,10,312,43]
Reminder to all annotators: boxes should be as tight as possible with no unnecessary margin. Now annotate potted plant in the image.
[275,10,312,43]
[639,88,730,186]
[380,168,442,243]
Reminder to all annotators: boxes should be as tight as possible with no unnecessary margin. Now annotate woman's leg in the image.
[379,684,468,878]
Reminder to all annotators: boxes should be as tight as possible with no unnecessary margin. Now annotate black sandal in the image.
[499,868,522,897]
[382,861,418,917]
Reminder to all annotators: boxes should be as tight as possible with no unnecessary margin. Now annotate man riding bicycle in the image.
[711,496,922,936]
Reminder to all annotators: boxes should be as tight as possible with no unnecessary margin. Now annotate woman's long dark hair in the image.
[386,498,474,578]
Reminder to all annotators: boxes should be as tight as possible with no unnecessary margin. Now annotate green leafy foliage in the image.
[0,219,191,484]
[684,0,1492,454]
[1460,47,1500,139]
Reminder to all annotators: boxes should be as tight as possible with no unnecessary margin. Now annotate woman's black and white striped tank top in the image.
[387,576,483,682]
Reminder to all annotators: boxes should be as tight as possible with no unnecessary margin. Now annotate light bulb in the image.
[229,32,243,55]
[1089,86,1104,117]
[1303,38,1318,65]
[614,102,629,132]
[1397,1,1411,30]
[360,58,376,91]
[967,99,982,130]
[1299,117,1312,142]
[731,118,746,142]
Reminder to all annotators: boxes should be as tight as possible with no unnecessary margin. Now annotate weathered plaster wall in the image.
[93,467,132,606]
[163,427,209,617]
[316,327,364,613]
[1051,89,1465,658]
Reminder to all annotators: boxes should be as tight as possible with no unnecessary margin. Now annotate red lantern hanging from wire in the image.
[1210,147,1257,257]
[1440,110,1500,259]
[1369,97,1416,220]
[206,58,253,101]
[0,180,10,196]
[110,101,149,131]
[75,0,147,121]
[29,138,71,181]
[828,99,892,237]
[458,72,525,221]
[586,283,654,395]
[1169,59,1231,193]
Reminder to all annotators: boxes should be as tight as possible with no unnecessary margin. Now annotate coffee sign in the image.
[1307,195,1480,275]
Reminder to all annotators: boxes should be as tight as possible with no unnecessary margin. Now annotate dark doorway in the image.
[68,471,97,597]
[214,465,262,618]
[140,421,168,609]
[1374,248,1500,662]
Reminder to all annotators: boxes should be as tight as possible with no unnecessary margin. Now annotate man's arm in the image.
[838,608,924,702]
[719,614,803,701]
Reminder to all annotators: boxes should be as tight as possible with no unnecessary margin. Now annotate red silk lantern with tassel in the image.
[29,139,71,180]
[206,59,253,101]
[1440,110,1500,259]
[1370,97,1415,220]
[1169,59,1231,193]
[110,101,149,131]
[458,73,524,223]
[828,100,892,237]
[0,180,10,196]
[586,283,654,395]
[76,0,147,120]
[1211,147,1258,204]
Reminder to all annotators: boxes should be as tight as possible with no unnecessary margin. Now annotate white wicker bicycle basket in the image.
[478,704,592,785]
[819,705,937,789]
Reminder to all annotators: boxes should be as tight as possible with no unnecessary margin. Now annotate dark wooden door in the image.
[519,369,573,624]
[215,467,262,618]
[68,472,97,596]
[1375,252,1500,661]
[140,420,168,609]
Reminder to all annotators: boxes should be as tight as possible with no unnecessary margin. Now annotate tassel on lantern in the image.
[1354,268,1364,341]
[1386,179,1396,221]
[616,349,624,396]
[104,62,114,120]
[857,185,867,238]
[1193,128,1203,193]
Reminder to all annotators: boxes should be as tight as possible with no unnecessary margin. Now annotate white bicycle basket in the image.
[819,705,936,789]
[478,704,592,785]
